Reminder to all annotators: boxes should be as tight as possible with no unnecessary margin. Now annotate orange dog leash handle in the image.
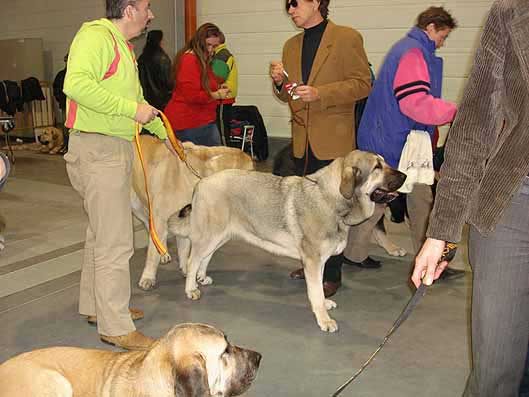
[158,111,186,161]
[134,110,185,258]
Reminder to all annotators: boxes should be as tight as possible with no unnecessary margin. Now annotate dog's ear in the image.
[340,166,360,199]
[174,353,211,397]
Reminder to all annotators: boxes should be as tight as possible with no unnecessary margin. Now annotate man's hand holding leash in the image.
[412,238,454,287]
[135,103,159,124]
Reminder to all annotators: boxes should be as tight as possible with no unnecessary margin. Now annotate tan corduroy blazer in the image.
[428,0,529,242]
[274,20,371,160]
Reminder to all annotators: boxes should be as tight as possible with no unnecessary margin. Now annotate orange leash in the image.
[134,111,185,258]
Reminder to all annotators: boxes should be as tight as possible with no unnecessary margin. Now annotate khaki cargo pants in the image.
[64,131,135,336]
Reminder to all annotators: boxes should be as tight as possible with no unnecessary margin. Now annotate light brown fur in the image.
[0,323,261,397]
[174,151,406,332]
[131,136,254,290]
[37,127,65,154]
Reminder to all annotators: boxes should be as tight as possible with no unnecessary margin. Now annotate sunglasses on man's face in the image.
[285,0,298,12]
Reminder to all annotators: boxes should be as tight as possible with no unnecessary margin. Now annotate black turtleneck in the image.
[301,19,328,84]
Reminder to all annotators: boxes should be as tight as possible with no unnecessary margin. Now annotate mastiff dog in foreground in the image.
[0,323,261,397]
[172,150,406,332]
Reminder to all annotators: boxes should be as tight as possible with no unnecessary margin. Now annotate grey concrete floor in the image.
[0,148,472,397]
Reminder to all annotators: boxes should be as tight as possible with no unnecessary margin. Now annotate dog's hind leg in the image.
[130,190,149,231]
[138,214,170,291]
[302,253,338,333]
[175,237,191,275]
[197,252,214,285]
[185,235,228,300]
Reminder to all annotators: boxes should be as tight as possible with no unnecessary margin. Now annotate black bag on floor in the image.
[231,105,269,161]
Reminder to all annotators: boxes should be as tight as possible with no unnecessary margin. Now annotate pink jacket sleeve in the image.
[393,48,457,125]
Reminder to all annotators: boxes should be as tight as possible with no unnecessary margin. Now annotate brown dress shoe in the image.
[289,268,305,279]
[323,281,341,298]
[86,307,144,325]
[99,330,155,351]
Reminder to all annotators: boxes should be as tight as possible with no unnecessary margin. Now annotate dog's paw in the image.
[138,277,157,290]
[186,288,201,300]
[325,299,337,310]
[160,253,172,265]
[197,275,213,285]
[318,318,339,333]
[387,247,407,257]
[0,235,5,251]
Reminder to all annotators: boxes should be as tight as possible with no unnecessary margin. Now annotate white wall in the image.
[197,0,494,138]
[0,0,177,82]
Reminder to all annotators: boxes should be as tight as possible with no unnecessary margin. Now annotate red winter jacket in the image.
[164,52,218,130]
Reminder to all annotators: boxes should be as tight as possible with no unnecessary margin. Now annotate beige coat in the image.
[275,20,371,160]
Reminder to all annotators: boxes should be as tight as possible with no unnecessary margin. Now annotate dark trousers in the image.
[464,178,529,397]
[294,144,342,283]
[176,123,221,147]
[215,103,233,146]
[521,343,529,396]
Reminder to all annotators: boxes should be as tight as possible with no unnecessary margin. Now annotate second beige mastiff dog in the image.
[0,323,261,397]
[175,150,406,332]
[131,135,254,290]
[37,126,65,154]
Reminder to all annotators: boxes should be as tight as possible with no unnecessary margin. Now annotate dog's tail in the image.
[168,204,192,237]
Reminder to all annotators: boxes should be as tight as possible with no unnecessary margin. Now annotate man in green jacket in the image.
[63,0,173,350]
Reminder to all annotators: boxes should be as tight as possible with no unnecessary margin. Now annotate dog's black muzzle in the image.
[370,170,407,204]
[38,136,49,145]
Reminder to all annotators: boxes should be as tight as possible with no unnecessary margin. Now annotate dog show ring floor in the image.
[0,149,472,396]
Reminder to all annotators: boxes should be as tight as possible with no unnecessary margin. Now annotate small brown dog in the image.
[0,323,261,397]
[37,126,65,154]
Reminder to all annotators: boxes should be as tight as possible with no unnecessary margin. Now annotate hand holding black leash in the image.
[331,242,458,397]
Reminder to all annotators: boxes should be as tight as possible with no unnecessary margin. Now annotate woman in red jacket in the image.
[164,23,230,146]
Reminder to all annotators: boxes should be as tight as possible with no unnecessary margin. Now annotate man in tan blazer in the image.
[270,0,371,297]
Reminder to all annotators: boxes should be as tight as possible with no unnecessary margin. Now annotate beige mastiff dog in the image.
[174,150,406,332]
[0,323,261,397]
[131,135,254,291]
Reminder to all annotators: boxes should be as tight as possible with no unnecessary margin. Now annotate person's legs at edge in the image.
[520,341,529,397]
[81,134,135,337]
[406,183,433,253]
[342,204,385,269]
[65,132,96,318]
[464,179,529,397]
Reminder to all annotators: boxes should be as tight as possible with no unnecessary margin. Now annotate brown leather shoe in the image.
[86,307,144,325]
[289,268,305,279]
[323,281,341,298]
[100,330,155,351]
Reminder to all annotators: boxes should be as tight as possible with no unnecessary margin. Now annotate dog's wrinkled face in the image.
[169,323,261,397]
[340,150,406,203]
[37,128,58,145]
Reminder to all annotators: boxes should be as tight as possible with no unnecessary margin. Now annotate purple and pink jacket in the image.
[357,27,456,168]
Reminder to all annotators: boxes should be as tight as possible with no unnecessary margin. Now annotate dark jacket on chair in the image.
[231,105,269,161]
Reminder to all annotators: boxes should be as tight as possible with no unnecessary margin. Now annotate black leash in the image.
[331,243,458,397]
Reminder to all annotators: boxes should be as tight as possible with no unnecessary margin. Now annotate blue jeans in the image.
[176,123,221,146]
